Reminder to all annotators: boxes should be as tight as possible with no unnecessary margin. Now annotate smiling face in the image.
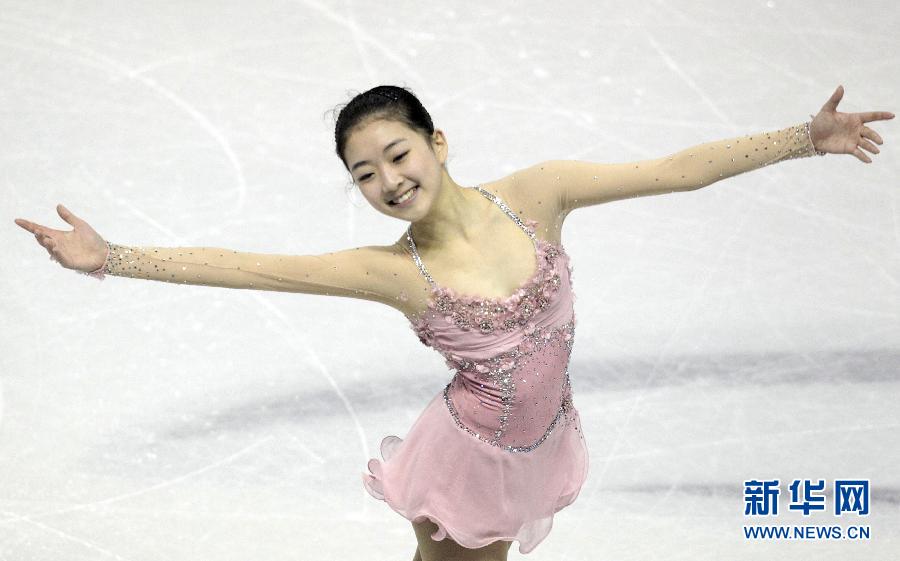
[343,118,448,220]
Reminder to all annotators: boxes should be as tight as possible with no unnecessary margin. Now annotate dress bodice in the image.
[404,186,578,453]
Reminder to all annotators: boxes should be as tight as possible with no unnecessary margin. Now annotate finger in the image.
[16,219,59,238]
[853,147,872,163]
[861,126,883,145]
[858,139,880,154]
[859,111,895,123]
[14,218,39,234]
[22,220,62,238]
[57,204,81,227]
[822,85,843,112]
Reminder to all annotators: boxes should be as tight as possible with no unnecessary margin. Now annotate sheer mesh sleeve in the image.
[91,241,408,307]
[518,121,825,215]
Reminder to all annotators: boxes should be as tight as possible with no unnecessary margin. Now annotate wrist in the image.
[79,240,111,281]
[805,118,827,157]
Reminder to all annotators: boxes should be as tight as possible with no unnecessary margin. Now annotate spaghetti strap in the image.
[473,185,537,244]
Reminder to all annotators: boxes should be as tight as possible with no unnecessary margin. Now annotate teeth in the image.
[393,187,416,204]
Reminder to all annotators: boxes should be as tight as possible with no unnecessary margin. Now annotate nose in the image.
[382,167,405,193]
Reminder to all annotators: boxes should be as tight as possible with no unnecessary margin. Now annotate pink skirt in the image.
[362,390,590,554]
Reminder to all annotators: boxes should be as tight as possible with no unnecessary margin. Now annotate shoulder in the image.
[353,240,414,280]
[485,162,567,240]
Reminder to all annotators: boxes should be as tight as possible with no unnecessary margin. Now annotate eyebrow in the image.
[350,138,407,172]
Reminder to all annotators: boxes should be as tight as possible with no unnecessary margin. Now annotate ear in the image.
[431,129,449,163]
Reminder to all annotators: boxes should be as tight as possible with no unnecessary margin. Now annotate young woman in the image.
[14,85,893,560]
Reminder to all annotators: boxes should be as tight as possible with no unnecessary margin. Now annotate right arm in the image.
[100,241,403,304]
[15,204,408,309]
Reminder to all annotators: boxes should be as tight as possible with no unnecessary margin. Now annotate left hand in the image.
[809,85,894,163]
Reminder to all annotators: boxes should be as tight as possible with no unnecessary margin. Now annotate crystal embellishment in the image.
[405,185,579,453]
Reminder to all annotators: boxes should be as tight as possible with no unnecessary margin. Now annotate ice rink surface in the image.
[1,1,898,559]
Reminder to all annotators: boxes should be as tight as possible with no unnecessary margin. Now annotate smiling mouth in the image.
[388,186,418,206]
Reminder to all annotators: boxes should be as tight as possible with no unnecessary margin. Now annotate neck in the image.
[408,170,491,248]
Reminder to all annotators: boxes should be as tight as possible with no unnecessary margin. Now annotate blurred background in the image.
[1,1,897,559]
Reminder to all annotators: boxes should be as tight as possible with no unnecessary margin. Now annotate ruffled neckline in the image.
[407,219,571,341]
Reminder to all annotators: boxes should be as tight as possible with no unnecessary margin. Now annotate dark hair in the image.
[330,85,436,173]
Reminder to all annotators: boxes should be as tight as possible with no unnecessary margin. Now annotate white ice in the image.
[1,1,898,559]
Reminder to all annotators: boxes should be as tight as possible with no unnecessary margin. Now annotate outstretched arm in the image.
[97,242,400,302]
[509,85,894,219]
[543,121,821,214]
[15,206,408,308]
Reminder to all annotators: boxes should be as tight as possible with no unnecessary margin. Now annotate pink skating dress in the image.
[362,185,589,554]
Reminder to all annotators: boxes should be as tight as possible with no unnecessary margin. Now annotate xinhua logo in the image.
[741,478,870,541]
[744,479,869,516]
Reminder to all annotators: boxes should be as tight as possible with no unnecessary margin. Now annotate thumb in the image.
[821,84,843,112]
[57,203,82,227]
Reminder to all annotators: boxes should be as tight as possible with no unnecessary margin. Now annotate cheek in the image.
[359,186,395,212]
[359,188,381,206]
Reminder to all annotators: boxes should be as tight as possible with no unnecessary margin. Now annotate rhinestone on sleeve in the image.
[685,121,827,189]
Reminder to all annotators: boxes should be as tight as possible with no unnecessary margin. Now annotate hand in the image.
[14,204,108,273]
[809,85,895,163]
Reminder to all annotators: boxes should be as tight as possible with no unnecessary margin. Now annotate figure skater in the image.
[14,84,893,561]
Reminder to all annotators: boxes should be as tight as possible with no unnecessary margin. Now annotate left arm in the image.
[538,122,822,215]
[510,85,893,220]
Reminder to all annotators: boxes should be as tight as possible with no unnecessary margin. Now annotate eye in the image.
[356,152,408,183]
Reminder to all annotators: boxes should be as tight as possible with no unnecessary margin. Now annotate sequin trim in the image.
[442,382,573,454]
[441,318,576,375]
[804,120,828,157]
[442,319,577,453]
[447,317,575,452]
[411,238,567,338]
[773,121,825,160]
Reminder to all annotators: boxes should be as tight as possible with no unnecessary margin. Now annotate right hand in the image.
[14,204,108,273]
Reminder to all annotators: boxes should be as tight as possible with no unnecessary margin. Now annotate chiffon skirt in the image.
[362,390,589,554]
